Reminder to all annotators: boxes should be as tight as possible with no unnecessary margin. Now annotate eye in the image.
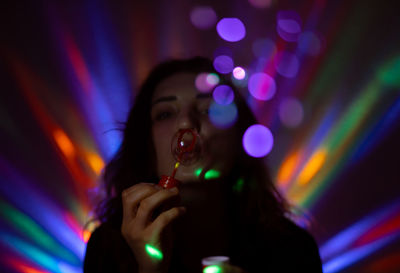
[199,108,210,115]
[154,111,173,122]
[197,103,211,115]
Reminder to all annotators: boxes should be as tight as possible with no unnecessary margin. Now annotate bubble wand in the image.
[158,128,200,189]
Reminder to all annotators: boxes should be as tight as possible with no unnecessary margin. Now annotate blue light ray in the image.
[350,96,400,162]
[323,234,399,273]
[0,157,85,260]
[0,231,81,273]
[320,199,400,261]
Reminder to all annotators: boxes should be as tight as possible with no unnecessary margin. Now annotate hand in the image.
[121,183,186,273]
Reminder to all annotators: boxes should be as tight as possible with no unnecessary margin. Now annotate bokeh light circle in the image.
[279,97,304,128]
[248,72,276,100]
[207,73,220,86]
[275,52,299,78]
[298,31,321,56]
[242,124,274,157]
[195,73,219,93]
[190,6,217,30]
[213,85,234,105]
[276,10,302,42]
[278,19,301,34]
[233,67,246,80]
[216,18,246,42]
[209,102,238,128]
[213,55,234,74]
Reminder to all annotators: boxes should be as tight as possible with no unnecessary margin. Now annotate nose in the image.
[176,108,201,133]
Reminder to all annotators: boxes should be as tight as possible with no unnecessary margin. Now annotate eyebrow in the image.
[196,93,212,99]
[151,96,176,106]
[151,93,212,106]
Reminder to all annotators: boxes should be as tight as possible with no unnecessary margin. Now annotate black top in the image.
[84,217,323,273]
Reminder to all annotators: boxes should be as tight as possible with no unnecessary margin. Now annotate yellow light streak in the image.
[297,148,327,185]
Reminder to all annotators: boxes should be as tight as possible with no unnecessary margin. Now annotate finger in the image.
[123,182,157,196]
[122,184,160,221]
[135,187,180,226]
[149,206,186,234]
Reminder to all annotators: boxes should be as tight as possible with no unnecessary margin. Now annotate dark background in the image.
[1,0,399,272]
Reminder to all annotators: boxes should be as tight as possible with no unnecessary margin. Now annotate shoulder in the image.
[265,217,323,272]
[278,218,319,245]
[237,217,323,272]
[85,222,122,250]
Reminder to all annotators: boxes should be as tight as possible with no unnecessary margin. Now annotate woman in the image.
[84,57,322,272]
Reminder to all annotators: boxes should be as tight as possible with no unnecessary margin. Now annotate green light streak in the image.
[379,56,400,87]
[326,80,380,151]
[66,197,87,227]
[306,4,373,106]
[300,56,400,210]
[203,265,222,273]
[301,80,380,209]
[145,244,163,260]
[0,231,63,273]
[0,199,80,265]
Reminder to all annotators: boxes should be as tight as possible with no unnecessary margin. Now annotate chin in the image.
[178,164,227,183]
[159,157,227,183]
[175,167,201,183]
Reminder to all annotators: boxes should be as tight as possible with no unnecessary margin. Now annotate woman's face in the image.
[151,72,237,183]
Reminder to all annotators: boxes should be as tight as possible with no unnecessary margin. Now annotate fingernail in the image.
[168,187,178,193]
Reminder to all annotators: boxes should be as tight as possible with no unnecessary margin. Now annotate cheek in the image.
[203,125,238,155]
[153,126,172,154]
[152,124,177,173]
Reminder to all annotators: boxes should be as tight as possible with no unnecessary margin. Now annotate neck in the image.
[173,179,231,264]
[179,179,228,209]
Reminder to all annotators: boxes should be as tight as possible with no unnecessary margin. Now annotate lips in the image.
[171,129,203,166]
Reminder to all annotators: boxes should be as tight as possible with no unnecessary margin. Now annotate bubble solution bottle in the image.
[202,256,230,271]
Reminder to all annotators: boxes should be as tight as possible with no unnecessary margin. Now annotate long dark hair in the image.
[95,56,290,230]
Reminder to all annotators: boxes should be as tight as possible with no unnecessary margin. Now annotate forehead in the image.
[153,72,198,98]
